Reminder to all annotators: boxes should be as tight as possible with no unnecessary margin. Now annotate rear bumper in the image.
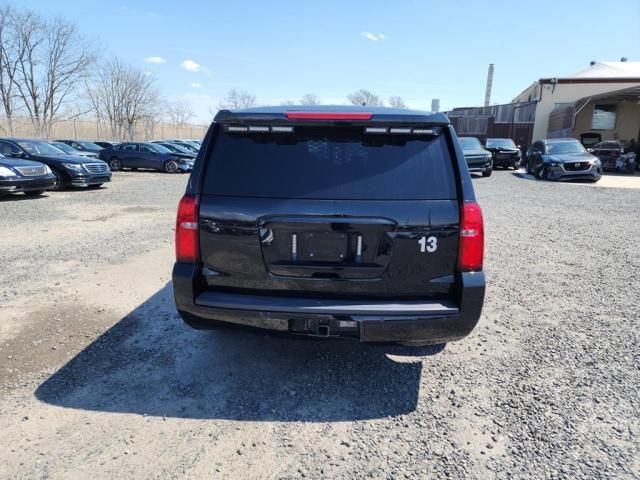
[0,175,57,193]
[172,263,485,344]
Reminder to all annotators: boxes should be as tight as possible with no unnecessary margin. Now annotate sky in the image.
[15,0,640,122]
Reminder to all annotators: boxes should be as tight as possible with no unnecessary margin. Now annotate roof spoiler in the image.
[214,109,450,126]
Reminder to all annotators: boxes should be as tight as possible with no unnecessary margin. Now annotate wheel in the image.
[108,157,122,171]
[163,160,178,173]
[50,169,67,190]
[87,184,103,189]
[534,165,546,180]
[482,168,492,177]
[24,190,44,197]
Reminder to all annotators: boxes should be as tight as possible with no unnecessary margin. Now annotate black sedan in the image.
[0,153,57,197]
[525,138,602,182]
[485,138,521,169]
[93,141,120,149]
[49,141,100,159]
[0,138,111,190]
[151,140,196,159]
[458,137,493,177]
[99,142,194,173]
[54,139,104,154]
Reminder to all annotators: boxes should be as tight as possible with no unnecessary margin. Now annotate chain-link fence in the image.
[0,116,209,142]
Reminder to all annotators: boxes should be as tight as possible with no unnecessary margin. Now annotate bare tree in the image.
[3,8,96,136]
[166,100,194,125]
[388,96,407,109]
[280,100,295,106]
[347,89,383,107]
[86,58,162,140]
[300,93,320,105]
[0,6,24,135]
[218,89,257,110]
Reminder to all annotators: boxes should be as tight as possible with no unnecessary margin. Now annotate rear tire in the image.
[535,165,547,180]
[482,168,492,177]
[108,157,122,171]
[24,190,44,197]
[163,160,178,173]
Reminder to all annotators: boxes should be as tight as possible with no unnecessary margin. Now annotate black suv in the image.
[172,106,485,346]
[484,138,521,169]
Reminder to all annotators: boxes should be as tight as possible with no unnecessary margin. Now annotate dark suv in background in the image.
[172,106,486,347]
[485,138,521,169]
[458,137,493,177]
[526,138,602,182]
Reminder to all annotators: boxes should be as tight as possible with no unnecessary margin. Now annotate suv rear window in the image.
[203,126,456,200]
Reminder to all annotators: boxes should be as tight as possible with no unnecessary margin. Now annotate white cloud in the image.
[191,82,204,88]
[361,32,387,41]
[181,59,201,72]
[144,56,166,64]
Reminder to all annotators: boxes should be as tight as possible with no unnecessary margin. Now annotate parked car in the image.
[93,141,120,149]
[484,138,521,169]
[0,138,111,190]
[0,152,57,197]
[151,141,197,158]
[49,141,99,159]
[99,142,194,173]
[165,140,199,154]
[458,137,493,177]
[587,141,636,174]
[54,139,103,154]
[525,138,602,182]
[579,132,601,149]
[173,106,485,347]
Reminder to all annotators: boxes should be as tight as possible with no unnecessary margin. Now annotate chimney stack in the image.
[484,64,494,107]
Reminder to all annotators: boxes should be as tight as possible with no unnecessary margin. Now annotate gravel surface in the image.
[0,170,638,479]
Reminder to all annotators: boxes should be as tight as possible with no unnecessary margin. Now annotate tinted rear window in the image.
[203,126,456,200]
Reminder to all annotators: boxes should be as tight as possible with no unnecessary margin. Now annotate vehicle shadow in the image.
[510,172,600,184]
[36,283,432,421]
[0,193,52,202]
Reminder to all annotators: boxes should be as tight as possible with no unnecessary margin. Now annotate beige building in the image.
[513,61,640,143]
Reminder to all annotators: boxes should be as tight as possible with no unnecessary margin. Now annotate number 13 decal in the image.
[418,236,438,253]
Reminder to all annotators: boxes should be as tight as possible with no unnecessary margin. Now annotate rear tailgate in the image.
[196,115,460,302]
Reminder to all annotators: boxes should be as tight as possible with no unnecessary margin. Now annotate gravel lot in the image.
[0,170,638,479]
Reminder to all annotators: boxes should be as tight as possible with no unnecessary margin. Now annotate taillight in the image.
[176,194,199,263]
[458,202,484,272]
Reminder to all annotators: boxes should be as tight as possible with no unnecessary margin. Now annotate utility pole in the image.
[484,64,494,107]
